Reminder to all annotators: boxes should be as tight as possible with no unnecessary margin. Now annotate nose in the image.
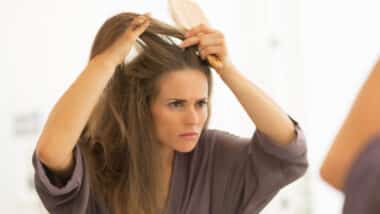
[184,106,200,125]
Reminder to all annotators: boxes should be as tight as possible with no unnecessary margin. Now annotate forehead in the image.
[156,69,209,99]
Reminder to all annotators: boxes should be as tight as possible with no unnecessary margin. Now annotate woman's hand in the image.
[179,24,233,74]
[94,13,151,68]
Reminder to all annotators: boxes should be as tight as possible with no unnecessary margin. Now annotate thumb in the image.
[125,14,151,40]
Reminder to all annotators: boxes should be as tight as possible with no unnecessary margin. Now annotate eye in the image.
[197,100,208,108]
[169,101,184,108]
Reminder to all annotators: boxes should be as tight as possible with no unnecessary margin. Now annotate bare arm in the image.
[35,14,151,179]
[36,60,116,178]
[180,25,295,145]
[217,65,296,145]
[320,60,380,190]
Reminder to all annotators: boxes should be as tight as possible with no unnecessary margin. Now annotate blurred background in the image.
[1,0,380,213]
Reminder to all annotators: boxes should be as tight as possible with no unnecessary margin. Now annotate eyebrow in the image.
[166,97,208,102]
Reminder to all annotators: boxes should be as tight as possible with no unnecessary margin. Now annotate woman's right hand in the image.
[94,13,151,67]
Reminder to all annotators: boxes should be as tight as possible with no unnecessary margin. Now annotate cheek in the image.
[159,109,180,126]
[154,110,180,140]
[201,108,209,122]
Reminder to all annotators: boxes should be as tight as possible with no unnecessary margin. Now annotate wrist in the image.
[217,60,237,77]
[89,55,118,72]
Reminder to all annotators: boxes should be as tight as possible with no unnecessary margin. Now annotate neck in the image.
[159,144,175,172]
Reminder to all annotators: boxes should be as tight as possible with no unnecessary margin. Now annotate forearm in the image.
[179,26,295,144]
[218,64,295,145]
[36,57,116,172]
[320,61,380,190]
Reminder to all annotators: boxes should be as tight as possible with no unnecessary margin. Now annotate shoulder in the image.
[198,129,250,150]
[193,129,251,166]
[344,135,380,193]
[343,135,380,214]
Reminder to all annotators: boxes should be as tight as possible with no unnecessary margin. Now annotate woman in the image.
[321,60,380,214]
[33,12,308,214]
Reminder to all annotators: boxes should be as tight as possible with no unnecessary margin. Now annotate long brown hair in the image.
[78,12,213,214]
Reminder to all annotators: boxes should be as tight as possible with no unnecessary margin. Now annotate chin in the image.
[175,140,198,153]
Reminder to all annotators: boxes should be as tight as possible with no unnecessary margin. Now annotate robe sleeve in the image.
[32,145,91,214]
[209,117,308,214]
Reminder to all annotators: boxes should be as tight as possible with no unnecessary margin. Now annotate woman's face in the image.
[151,68,209,153]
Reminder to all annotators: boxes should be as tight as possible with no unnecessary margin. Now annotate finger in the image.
[130,15,150,31]
[132,18,150,35]
[124,16,150,40]
[179,36,200,48]
[180,31,224,48]
[143,12,152,17]
[185,24,215,38]
[198,33,224,48]
[199,46,226,59]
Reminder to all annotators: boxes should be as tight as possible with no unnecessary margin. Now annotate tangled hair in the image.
[78,12,213,214]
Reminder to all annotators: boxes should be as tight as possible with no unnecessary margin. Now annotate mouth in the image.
[179,132,199,140]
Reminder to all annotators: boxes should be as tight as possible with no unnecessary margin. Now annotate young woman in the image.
[33,12,308,214]
[321,60,380,214]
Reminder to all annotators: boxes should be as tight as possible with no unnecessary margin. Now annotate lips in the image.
[179,132,198,136]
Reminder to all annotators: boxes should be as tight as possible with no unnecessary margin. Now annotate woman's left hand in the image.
[179,24,233,74]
